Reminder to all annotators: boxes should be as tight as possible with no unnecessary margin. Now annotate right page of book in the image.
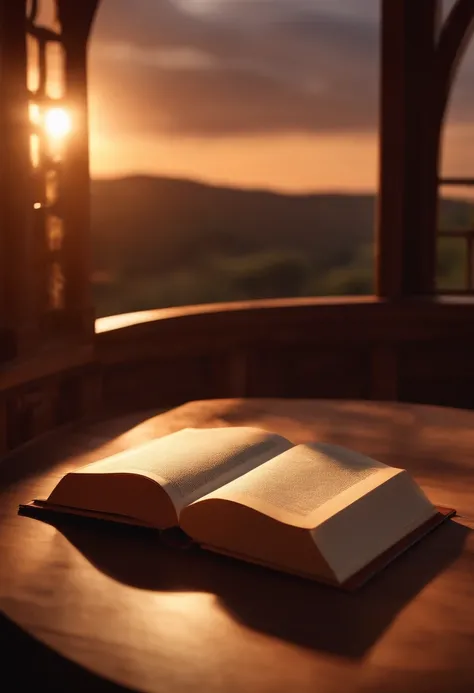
[195,442,437,583]
[197,442,390,527]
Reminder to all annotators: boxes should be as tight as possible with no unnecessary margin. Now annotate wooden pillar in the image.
[58,0,100,342]
[62,35,95,342]
[377,0,442,298]
[0,1,101,453]
[0,0,38,358]
[0,1,100,359]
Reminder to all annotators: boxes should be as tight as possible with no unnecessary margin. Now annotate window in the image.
[90,0,379,317]
[437,1,474,293]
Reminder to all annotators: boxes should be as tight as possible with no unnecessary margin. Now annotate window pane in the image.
[28,0,60,33]
[46,42,66,100]
[437,235,468,292]
[46,215,64,252]
[90,0,379,317]
[48,261,66,310]
[27,34,39,93]
[438,19,474,293]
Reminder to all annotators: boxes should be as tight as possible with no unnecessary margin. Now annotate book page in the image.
[193,442,390,528]
[182,442,436,584]
[76,427,293,513]
[310,469,437,583]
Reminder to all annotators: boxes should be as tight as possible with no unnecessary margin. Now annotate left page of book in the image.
[45,427,293,527]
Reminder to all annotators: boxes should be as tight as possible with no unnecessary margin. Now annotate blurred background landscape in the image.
[88,0,474,317]
[90,176,473,316]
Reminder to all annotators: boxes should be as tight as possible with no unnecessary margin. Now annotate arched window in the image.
[437,0,474,292]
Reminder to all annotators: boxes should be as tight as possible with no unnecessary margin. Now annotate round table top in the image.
[1,398,474,693]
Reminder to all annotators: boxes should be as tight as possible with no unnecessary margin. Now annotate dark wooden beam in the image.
[59,0,101,340]
[62,37,95,339]
[0,0,38,358]
[435,0,474,129]
[377,0,441,298]
[57,1,101,43]
[0,0,101,358]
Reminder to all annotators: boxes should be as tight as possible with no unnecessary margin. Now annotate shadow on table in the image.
[25,511,470,660]
[0,610,133,692]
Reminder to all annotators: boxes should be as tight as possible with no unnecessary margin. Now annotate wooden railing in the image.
[95,296,474,415]
[3,296,474,455]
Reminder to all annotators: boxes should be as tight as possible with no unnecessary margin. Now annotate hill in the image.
[91,176,377,272]
[90,175,473,316]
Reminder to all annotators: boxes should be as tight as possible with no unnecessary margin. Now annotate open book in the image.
[20,427,454,589]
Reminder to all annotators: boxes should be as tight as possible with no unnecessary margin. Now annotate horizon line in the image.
[90,171,474,201]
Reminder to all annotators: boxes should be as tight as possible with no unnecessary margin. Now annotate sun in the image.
[44,107,72,139]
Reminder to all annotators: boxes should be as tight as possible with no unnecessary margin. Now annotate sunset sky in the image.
[88,0,474,193]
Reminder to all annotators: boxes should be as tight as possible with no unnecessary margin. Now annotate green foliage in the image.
[90,178,474,317]
[310,266,374,296]
[437,237,465,291]
[215,251,310,299]
[438,199,474,232]
[93,247,375,317]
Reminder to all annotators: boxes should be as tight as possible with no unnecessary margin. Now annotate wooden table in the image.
[1,399,474,693]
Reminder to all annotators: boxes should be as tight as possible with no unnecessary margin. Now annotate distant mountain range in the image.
[90,175,473,277]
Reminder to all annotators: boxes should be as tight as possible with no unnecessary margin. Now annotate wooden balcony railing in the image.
[4,296,474,455]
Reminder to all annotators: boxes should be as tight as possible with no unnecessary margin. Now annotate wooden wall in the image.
[2,297,474,455]
[95,298,474,413]
[0,352,98,456]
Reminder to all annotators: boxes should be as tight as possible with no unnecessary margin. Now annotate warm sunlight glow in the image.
[30,134,40,168]
[29,103,41,126]
[44,107,71,139]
